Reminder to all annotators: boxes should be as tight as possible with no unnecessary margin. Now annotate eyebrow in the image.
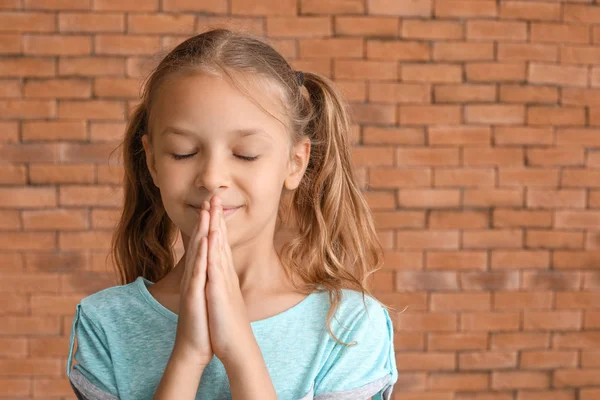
[162,127,271,140]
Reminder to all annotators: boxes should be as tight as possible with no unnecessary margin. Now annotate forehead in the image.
[150,72,289,142]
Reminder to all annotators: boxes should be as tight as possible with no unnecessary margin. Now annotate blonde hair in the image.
[109,28,395,346]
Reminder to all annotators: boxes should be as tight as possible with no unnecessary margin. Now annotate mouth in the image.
[191,205,242,218]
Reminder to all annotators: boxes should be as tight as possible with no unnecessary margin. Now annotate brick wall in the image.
[1,0,599,399]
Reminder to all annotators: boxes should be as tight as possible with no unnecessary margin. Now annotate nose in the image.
[195,152,230,193]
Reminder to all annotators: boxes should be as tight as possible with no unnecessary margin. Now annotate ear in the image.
[284,136,310,191]
[141,133,160,188]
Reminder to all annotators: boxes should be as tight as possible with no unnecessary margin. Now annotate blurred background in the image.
[1,0,599,399]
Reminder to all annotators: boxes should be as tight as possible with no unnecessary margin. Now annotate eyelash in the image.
[170,153,259,162]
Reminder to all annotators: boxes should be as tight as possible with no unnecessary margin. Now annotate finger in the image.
[182,210,203,294]
[193,236,208,285]
[209,196,219,235]
[207,229,221,281]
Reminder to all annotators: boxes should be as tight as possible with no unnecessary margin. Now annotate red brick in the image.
[463,230,522,249]
[460,272,520,291]
[461,312,520,331]
[397,189,460,208]
[301,0,364,14]
[429,126,491,146]
[23,34,91,56]
[58,100,124,119]
[531,23,590,44]
[584,272,600,290]
[369,83,431,103]
[499,84,558,104]
[529,63,588,87]
[497,43,557,62]
[335,60,397,80]
[0,12,56,31]
[434,42,493,61]
[564,4,600,24]
[335,16,398,36]
[24,79,90,99]
[396,271,457,293]
[396,148,459,166]
[491,250,549,269]
[396,352,456,371]
[365,191,396,211]
[399,105,462,125]
[396,231,460,249]
[59,12,124,32]
[553,332,600,350]
[554,369,600,387]
[0,58,55,77]
[431,293,491,311]
[528,107,586,126]
[435,85,496,103]
[402,20,463,40]
[560,46,600,65]
[128,13,195,34]
[493,292,553,310]
[0,33,21,54]
[95,35,160,55]
[524,311,582,331]
[367,40,430,61]
[368,167,431,188]
[301,38,364,58]
[526,230,584,250]
[233,0,296,15]
[94,0,157,10]
[500,2,560,21]
[527,189,585,208]
[522,271,581,291]
[350,103,396,124]
[464,189,523,207]
[268,17,331,37]
[373,211,424,229]
[369,0,432,16]
[435,0,496,18]
[426,251,488,271]
[553,251,600,269]
[466,105,525,124]
[493,372,549,390]
[556,292,600,309]
[499,168,558,187]
[381,251,423,270]
[466,62,527,82]
[463,148,524,166]
[467,20,527,40]
[430,372,489,391]
[25,0,91,9]
[527,148,584,166]
[429,211,489,229]
[402,64,462,83]
[555,211,600,229]
[522,351,578,370]
[58,56,124,76]
[434,168,494,187]
[396,312,458,332]
[459,351,517,370]
[494,127,553,145]
[429,333,488,351]
[582,389,600,400]
[492,333,550,350]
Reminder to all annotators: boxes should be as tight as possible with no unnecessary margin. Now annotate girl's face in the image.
[141,72,309,247]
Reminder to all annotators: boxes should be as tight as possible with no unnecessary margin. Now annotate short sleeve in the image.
[313,302,398,399]
[67,303,119,400]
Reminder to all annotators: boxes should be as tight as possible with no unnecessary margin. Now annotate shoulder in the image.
[76,277,143,326]
[329,288,392,339]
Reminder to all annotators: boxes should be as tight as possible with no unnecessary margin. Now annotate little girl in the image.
[66,28,398,400]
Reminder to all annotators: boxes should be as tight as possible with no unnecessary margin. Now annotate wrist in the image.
[171,343,211,371]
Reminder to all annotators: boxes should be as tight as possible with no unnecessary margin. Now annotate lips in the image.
[190,204,242,216]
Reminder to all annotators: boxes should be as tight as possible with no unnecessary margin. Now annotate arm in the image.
[224,337,278,400]
[153,345,207,400]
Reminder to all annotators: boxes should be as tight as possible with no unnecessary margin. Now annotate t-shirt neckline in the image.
[134,276,319,327]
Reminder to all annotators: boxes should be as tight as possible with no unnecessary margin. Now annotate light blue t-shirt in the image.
[67,276,398,399]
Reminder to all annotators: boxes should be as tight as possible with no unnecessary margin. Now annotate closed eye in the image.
[170,153,259,162]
